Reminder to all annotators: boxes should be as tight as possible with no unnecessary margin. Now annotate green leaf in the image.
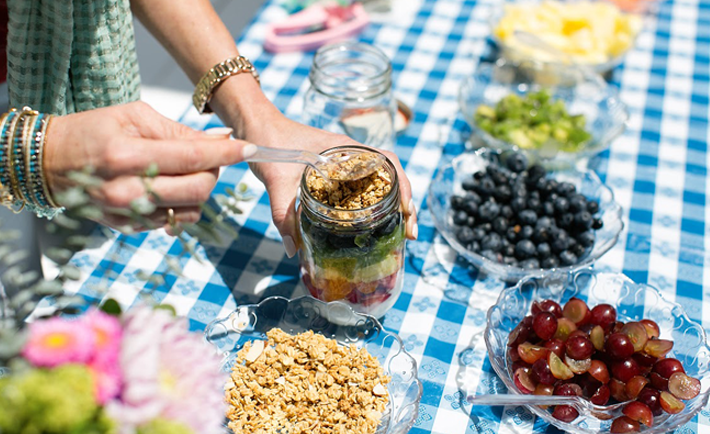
[145,163,160,178]
[74,205,104,221]
[130,196,157,215]
[0,330,28,359]
[59,265,82,281]
[53,213,82,230]
[46,247,74,263]
[2,250,28,266]
[55,187,90,208]
[153,304,177,316]
[100,298,122,316]
[238,183,248,193]
[31,280,65,296]
[354,233,370,248]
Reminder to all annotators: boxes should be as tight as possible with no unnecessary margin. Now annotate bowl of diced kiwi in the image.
[459,59,629,169]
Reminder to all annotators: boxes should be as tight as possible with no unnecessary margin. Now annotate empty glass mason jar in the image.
[298,146,406,318]
[302,42,397,151]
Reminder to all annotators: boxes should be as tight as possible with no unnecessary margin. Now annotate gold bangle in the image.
[192,56,260,115]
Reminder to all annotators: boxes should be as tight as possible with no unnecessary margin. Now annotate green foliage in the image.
[0,365,104,434]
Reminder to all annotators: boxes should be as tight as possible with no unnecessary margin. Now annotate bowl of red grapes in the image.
[428,148,623,281]
[485,270,710,433]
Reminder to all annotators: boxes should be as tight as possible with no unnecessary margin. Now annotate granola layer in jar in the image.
[298,146,405,318]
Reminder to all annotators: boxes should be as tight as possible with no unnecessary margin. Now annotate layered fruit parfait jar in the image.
[298,146,405,318]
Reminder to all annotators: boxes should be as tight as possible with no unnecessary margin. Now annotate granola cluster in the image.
[307,164,392,211]
[226,328,390,434]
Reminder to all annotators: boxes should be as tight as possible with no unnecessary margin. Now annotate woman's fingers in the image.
[101,206,202,233]
[95,171,219,208]
[380,150,417,240]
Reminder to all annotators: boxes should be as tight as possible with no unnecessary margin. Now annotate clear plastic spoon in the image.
[466,393,579,407]
[244,146,386,181]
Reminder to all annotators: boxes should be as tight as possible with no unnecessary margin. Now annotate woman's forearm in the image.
[130,0,280,140]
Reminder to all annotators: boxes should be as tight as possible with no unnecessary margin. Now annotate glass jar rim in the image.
[299,145,400,225]
[312,42,392,82]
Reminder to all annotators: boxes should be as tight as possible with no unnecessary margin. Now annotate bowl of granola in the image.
[204,296,422,434]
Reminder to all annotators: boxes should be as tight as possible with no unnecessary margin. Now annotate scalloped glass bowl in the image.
[204,296,423,434]
[427,148,624,282]
[484,269,710,433]
[459,60,629,168]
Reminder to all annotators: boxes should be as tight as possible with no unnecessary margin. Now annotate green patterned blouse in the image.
[6,0,141,115]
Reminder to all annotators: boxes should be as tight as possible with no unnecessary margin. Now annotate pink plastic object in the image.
[264,2,369,53]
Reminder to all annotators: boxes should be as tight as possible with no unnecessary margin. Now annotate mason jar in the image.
[298,146,405,318]
[302,42,397,151]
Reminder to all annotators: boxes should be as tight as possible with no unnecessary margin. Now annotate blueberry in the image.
[473,171,486,180]
[592,217,604,230]
[511,183,527,198]
[500,205,513,219]
[503,256,518,266]
[481,233,503,252]
[467,241,481,252]
[462,178,477,191]
[328,233,357,249]
[488,168,509,186]
[532,228,550,244]
[451,195,466,210]
[529,190,541,201]
[519,258,540,269]
[571,243,586,258]
[376,214,400,236]
[553,197,570,214]
[463,200,478,217]
[493,185,512,203]
[527,164,546,182]
[453,210,469,226]
[558,213,573,229]
[511,197,526,212]
[475,177,496,198]
[456,226,476,244]
[308,224,329,245]
[576,231,595,247]
[465,191,482,204]
[545,180,559,197]
[506,227,518,242]
[472,227,487,241]
[503,244,515,257]
[573,211,593,232]
[551,235,569,253]
[480,249,500,262]
[541,256,560,268]
[519,210,538,226]
[527,197,541,213]
[535,177,554,197]
[515,239,536,259]
[559,250,578,266]
[479,222,492,232]
[569,194,587,213]
[506,153,528,173]
[587,200,600,214]
[536,216,553,230]
[519,225,534,240]
[478,201,500,222]
[537,242,551,259]
[556,182,576,197]
[542,201,555,216]
[493,217,508,234]
[467,216,476,227]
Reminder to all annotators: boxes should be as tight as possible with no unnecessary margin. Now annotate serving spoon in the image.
[244,146,386,182]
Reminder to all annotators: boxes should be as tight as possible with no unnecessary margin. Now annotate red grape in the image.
[554,382,582,396]
[563,298,590,325]
[610,378,629,402]
[544,338,565,358]
[549,352,574,380]
[632,352,657,368]
[534,383,554,396]
[565,354,591,375]
[653,358,685,378]
[590,325,605,351]
[640,319,660,339]
[588,360,610,384]
[644,339,673,358]
[590,303,617,329]
[552,405,578,422]
[659,391,685,414]
[514,367,535,394]
[636,387,662,416]
[554,317,577,341]
[605,333,635,359]
[668,372,701,400]
[625,375,649,399]
[649,372,669,391]
[533,299,563,318]
[620,322,648,352]
[610,415,641,433]
[590,384,610,405]
[533,312,558,341]
[566,335,594,360]
[611,358,641,383]
[508,323,530,346]
[518,342,549,364]
[532,358,556,385]
[622,401,653,427]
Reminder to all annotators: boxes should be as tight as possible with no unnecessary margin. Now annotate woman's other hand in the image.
[44,101,251,233]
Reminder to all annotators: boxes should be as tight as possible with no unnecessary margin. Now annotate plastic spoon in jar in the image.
[466,393,581,408]
[244,146,386,181]
[513,30,607,89]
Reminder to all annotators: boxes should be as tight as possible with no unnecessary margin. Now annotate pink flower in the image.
[84,308,122,367]
[22,316,95,367]
[106,306,225,434]
[89,360,123,404]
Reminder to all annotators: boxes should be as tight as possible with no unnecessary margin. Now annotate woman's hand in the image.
[44,101,251,233]
[243,115,418,258]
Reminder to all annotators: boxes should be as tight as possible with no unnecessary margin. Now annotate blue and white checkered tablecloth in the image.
[51,0,710,432]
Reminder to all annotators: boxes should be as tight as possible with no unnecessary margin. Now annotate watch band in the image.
[193,56,260,115]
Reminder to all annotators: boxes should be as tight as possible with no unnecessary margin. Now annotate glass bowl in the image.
[427,148,624,282]
[484,269,710,433]
[459,59,629,168]
[204,295,423,434]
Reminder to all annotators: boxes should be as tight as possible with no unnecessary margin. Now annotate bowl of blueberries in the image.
[427,148,624,282]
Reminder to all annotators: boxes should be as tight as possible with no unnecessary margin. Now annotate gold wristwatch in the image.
[193,56,260,114]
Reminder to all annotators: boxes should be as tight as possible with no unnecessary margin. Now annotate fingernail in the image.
[242,144,257,159]
[205,127,233,136]
[411,223,418,240]
[283,236,297,258]
[408,199,416,216]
